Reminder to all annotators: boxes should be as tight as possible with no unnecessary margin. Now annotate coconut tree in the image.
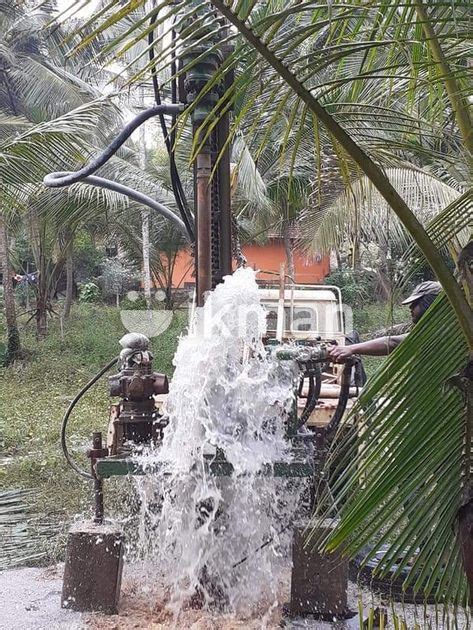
[0,207,20,364]
[114,210,189,310]
[0,0,123,336]
[302,167,466,296]
[57,0,472,606]
[1,0,185,334]
[0,101,109,348]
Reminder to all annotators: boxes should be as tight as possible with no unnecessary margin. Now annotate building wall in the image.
[169,239,329,287]
[243,241,329,284]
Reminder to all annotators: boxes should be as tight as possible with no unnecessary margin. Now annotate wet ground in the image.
[0,566,82,630]
[1,563,469,629]
[0,563,360,630]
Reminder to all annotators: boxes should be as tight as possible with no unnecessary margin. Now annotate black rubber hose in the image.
[297,374,304,397]
[43,104,183,189]
[44,172,189,238]
[299,372,314,420]
[325,361,353,439]
[61,356,119,480]
[148,13,195,242]
[296,365,322,430]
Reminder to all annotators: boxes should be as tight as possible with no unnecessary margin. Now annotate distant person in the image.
[329,281,442,362]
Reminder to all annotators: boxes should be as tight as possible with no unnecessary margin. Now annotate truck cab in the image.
[258,284,345,345]
[259,283,359,428]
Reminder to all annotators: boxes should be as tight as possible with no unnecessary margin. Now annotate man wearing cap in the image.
[329,281,442,362]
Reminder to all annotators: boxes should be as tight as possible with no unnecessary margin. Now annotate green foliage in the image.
[325,268,377,308]
[311,295,470,604]
[100,258,139,301]
[73,232,106,283]
[120,293,149,310]
[78,282,100,303]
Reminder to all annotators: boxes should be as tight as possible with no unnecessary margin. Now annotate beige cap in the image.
[402,281,442,305]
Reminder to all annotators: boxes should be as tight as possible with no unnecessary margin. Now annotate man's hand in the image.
[328,344,354,363]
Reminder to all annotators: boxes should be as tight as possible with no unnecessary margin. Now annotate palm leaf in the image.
[304,167,463,256]
[308,294,469,604]
[0,101,105,191]
[43,0,473,610]
[400,190,473,289]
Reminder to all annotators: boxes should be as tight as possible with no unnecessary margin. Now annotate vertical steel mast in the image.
[178,6,233,305]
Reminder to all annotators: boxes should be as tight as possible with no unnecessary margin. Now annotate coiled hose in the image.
[43,104,192,241]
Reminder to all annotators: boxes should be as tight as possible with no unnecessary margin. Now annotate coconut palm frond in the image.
[8,56,102,118]
[70,0,471,161]
[309,293,469,605]
[303,167,463,256]
[0,111,31,139]
[231,134,271,213]
[401,190,473,287]
[0,101,104,189]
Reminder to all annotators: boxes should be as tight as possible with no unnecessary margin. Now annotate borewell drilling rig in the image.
[45,5,361,620]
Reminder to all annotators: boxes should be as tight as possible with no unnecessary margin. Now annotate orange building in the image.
[169,238,330,288]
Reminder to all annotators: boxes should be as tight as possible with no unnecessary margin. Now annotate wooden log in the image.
[61,520,124,614]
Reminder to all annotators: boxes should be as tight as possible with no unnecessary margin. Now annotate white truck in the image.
[258,283,360,427]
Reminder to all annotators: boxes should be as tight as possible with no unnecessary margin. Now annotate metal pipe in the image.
[196,145,212,305]
[92,433,105,524]
[216,109,233,280]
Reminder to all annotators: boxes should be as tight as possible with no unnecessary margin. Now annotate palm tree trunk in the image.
[140,86,152,310]
[35,293,47,338]
[0,212,21,365]
[28,208,47,339]
[351,236,361,270]
[283,224,295,282]
[63,237,74,319]
[142,209,152,308]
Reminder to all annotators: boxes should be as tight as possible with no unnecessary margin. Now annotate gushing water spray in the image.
[135,268,305,618]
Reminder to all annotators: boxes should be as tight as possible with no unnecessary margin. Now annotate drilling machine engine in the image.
[107,333,169,455]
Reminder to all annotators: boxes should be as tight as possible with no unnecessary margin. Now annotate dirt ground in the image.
[0,563,358,630]
[0,564,469,629]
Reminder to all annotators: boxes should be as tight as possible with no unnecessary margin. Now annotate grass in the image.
[0,298,405,565]
[0,302,188,565]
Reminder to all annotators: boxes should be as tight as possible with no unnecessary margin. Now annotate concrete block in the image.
[290,524,349,619]
[61,520,124,614]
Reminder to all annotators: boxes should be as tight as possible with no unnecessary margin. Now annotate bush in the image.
[78,282,100,303]
[74,232,106,283]
[325,268,377,308]
[100,258,140,303]
[121,293,149,310]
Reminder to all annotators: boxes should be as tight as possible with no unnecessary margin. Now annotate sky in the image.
[56,0,98,21]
